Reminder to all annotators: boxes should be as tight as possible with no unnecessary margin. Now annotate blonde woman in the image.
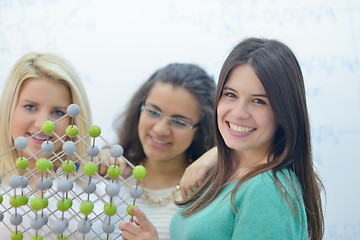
[0,52,121,239]
[0,52,91,181]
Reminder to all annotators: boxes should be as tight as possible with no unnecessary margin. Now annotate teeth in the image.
[229,123,254,133]
[32,135,49,141]
[152,137,167,145]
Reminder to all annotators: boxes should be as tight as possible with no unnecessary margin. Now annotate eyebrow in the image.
[146,102,194,121]
[53,106,68,110]
[20,99,69,109]
[253,94,268,98]
[223,86,268,98]
[223,86,237,92]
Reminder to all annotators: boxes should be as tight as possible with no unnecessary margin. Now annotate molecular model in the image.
[0,104,147,240]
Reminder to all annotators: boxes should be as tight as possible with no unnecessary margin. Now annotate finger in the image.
[121,229,135,240]
[132,206,155,230]
[190,182,200,194]
[95,149,111,176]
[180,189,188,200]
[179,170,193,195]
[181,181,197,199]
[181,188,194,201]
[98,159,108,176]
[180,180,194,200]
[119,156,128,174]
[119,221,139,237]
[132,206,159,239]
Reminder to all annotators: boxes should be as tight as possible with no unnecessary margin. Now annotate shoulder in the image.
[241,168,299,189]
[235,169,302,205]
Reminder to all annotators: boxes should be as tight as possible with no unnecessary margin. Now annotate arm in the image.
[119,206,159,240]
[179,146,217,199]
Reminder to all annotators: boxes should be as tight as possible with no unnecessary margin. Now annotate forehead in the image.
[146,82,200,118]
[225,65,265,93]
[18,78,71,105]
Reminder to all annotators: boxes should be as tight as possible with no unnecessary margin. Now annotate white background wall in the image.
[1,0,359,239]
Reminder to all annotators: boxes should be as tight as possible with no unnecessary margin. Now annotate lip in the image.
[149,135,171,148]
[226,121,256,137]
[28,132,52,145]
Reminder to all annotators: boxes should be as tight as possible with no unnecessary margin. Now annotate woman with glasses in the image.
[112,63,216,240]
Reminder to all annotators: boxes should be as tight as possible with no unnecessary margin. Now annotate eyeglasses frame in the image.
[140,104,199,130]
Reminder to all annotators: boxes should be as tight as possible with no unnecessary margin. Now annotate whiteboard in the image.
[1,0,359,239]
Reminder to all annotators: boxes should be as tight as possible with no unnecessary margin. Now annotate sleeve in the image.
[231,179,306,240]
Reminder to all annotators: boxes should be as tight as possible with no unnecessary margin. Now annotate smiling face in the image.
[138,82,200,165]
[217,64,278,160]
[11,78,71,161]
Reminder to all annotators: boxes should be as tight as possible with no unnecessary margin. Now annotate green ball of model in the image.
[57,197,73,212]
[80,200,94,215]
[132,165,147,180]
[36,158,49,172]
[42,120,55,134]
[55,236,67,240]
[88,125,101,138]
[9,195,22,208]
[84,162,98,176]
[107,165,120,178]
[47,160,54,170]
[42,198,48,208]
[10,231,23,240]
[66,125,78,138]
[30,197,47,211]
[104,201,117,216]
[62,160,76,173]
[15,157,28,170]
[30,235,43,240]
[126,204,138,216]
[19,195,29,206]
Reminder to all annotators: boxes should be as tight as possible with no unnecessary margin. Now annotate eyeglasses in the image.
[141,104,199,130]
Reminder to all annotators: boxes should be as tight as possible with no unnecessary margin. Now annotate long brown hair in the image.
[180,38,324,240]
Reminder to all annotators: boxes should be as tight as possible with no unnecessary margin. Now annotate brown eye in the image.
[223,92,236,98]
[169,118,188,127]
[253,99,266,104]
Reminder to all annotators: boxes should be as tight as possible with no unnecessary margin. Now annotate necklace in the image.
[142,184,180,206]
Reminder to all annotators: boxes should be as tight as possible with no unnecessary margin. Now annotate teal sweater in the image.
[170,169,308,240]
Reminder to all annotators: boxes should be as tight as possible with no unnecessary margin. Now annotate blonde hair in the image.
[0,52,92,178]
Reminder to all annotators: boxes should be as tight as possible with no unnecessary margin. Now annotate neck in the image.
[141,155,188,190]
[233,148,270,168]
[229,150,271,182]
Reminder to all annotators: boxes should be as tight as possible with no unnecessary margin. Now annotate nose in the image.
[234,101,251,119]
[152,117,171,135]
[34,111,51,130]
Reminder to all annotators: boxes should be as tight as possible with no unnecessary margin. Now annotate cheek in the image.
[175,131,196,151]
[216,105,227,133]
[11,108,25,139]
[216,100,228,121]
[138,116,149,139]
[55,117,71,136]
